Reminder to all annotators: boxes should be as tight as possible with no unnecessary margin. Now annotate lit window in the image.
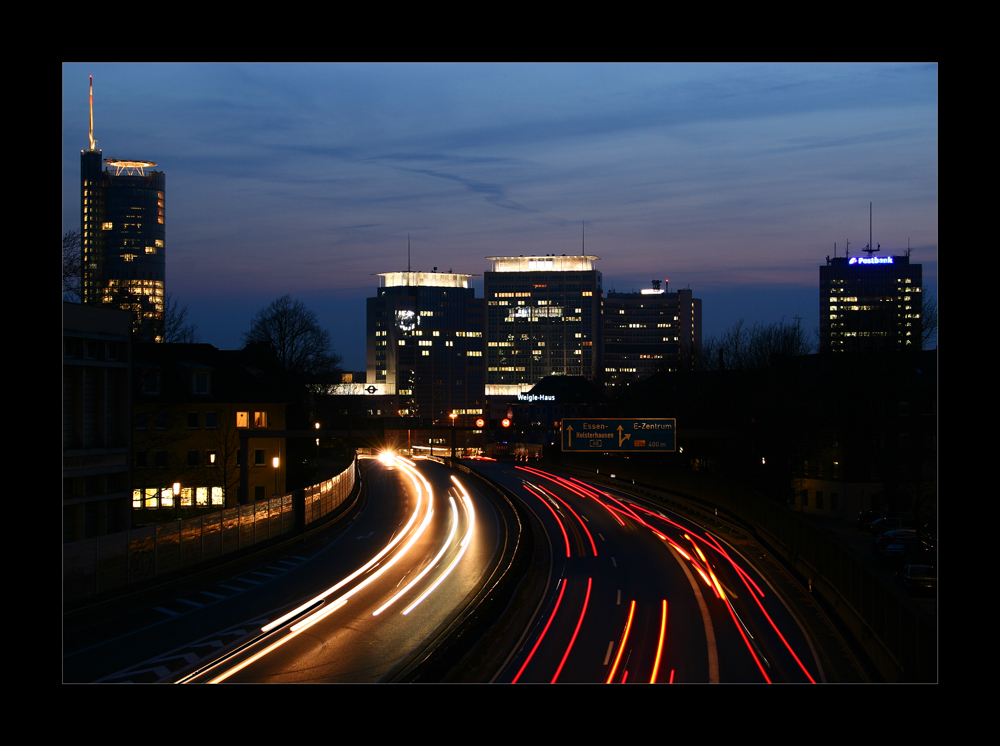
[237,411,249,428]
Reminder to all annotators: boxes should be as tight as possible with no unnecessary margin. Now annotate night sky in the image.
[62,63,938,370]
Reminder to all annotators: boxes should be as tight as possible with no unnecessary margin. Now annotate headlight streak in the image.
[523,483,572,558]
[605,599,636,683]
[373,495,456,617]
[399,477,477,616]
[551,576,592,684]
[201,458,434,683]
[260,469,426,634]
[512,578,567,683]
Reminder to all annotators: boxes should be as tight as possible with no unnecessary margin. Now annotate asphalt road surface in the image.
[469,460,822,683]
[63,455,504,683]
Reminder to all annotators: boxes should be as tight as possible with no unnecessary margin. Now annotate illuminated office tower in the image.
[603,280,701,389]
[366,270,485,424]
[484,255,603,388]
[80,76,166,341]
[820,251,922,353]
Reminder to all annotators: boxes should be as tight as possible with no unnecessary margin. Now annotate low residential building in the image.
[132,343,288,511]
[63,302,133,541]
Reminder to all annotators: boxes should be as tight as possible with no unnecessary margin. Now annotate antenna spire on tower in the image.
[88,75,98,151]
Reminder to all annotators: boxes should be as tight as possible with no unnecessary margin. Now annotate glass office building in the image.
[820,253,922,353]
[366,271,485,425]
[484,255,603,388]
[80,80,166,341]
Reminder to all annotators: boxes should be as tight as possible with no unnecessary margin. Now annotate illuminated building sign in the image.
[517,393,556,402]
[395,309,419,332]
[849,256,894,265]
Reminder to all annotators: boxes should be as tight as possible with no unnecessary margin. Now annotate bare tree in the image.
[63,229,82,302]
[920,290,937,350]
[703,318,813,371]
[243,295,342,380]
[162,295,200,343]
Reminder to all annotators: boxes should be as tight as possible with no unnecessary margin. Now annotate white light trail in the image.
[199,457,435,683]
[399,477,476,615]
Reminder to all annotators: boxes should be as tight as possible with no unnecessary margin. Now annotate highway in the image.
[469,460,822,683]
[63,455,506,683]
[63,455,823,683]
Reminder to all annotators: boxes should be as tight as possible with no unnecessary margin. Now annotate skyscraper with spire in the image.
[80,76,167,341]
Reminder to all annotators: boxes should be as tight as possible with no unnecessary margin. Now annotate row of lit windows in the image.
[133,486,224,509]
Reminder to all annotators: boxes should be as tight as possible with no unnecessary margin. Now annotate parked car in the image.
[869,516,916,536]
[874,542,909,563]
[857,510,881,530]
[895,564,936,594]
[872,529,918,554]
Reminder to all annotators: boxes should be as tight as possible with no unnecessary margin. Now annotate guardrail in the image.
[63,459,358,606]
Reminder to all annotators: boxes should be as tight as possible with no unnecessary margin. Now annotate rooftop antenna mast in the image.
[864,201,880,257]
[88,75,97,151]
[407,234,411,273]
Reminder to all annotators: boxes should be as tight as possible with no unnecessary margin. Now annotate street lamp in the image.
[272,456,279,497]
[449,412,457,458]
[173,482,181,520]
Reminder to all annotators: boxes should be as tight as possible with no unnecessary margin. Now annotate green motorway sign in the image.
[560,418,676,452]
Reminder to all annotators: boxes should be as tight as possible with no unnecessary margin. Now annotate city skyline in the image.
[62,62,938,370]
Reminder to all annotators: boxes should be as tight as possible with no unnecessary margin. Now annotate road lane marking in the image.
[668,545,719,683]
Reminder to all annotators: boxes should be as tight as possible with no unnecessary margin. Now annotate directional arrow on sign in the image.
[617,426,630,447]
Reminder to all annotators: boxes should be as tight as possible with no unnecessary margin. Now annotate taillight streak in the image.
[699,534,815,682]
[523,483,572,558]
[651,600,667,684]
[551,576,592,684]
[534,484,597,557]
[605,599,635,683]
[719,586,772,683]
[512,578,567,683]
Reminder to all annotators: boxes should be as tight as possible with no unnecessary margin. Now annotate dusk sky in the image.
[62,63,938,370]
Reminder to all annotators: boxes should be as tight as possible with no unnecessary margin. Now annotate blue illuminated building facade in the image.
[819,253,922,353]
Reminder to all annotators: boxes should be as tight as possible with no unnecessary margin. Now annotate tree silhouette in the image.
[243,295,342,381]
[63,229,82,302]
